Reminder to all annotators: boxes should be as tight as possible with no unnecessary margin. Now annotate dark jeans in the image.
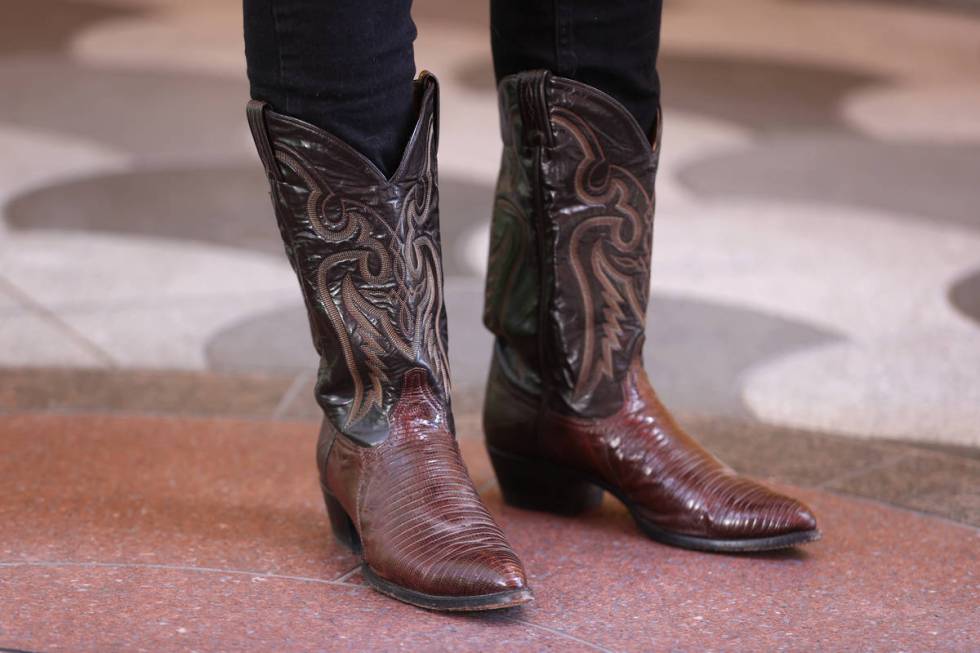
[244,0,663,177]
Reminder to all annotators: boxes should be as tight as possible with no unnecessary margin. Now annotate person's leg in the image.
[484,2,820,552]
[243,2,531,611]
[243,0,418,176]
[490,0,662,136]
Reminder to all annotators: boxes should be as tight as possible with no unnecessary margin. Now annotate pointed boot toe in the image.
[399,547,531,607]
[248,72,531,611]
[631,470,822,552]
[483,71,819,554]
[357,483,533,610]
[454,551,529,595]
[717,481,820,540]
[771,495,819,536]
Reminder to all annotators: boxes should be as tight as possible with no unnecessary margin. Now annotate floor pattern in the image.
[1,0,978,650]
[1,414,976,652]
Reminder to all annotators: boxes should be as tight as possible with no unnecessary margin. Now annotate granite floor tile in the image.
[456,424,495,490]
[824,452,980,526]
[486,487,978,652]
[651,201,980,447]
[205,305,317,376]
[2,0,980,647]
[684,415,911,488]
[0,368,292,419]
[7,166,493,280]
[678,137,980,230]
[0,566,585,653]
[949,267,980,327]
[455,52,879,135]
[895,438,980,462]
[905,489,980,528]
[204,287,840,422]
[0,310,107,367]
[0,57,250,159]
[0,0,139,56]
[2,414,977,651]
[0,414,352,577]
[674,416,980,527]
[658,54,879,134]
[273,382,323,422]
[2,367,974,526]
[5,164,285,257]
[269,374,477,427]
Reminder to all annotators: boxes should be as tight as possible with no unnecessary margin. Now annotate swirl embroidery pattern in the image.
[552,108,655,405]
[274,120,449,427]
[484,193,531,333]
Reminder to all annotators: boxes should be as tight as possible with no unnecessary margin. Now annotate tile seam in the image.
[0,275,118,367]
[0,560,364,588]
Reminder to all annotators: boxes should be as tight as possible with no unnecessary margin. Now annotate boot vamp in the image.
[614,432,818,540]
[354,381,527,597]
[547,372,817,540]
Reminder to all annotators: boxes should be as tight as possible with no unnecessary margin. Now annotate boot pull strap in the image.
[246,100,283,183]
[415,70,440,163]
[517,70,553,148]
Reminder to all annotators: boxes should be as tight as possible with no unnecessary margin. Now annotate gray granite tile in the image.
[809,0,980,16]
[272,376,322,422]
[679,136,980,230]
[205,303,315,376]
[659,54,879,134]
[438,176,495,277]
[455,52,880,133]
[0,57,248,158]
[414,0,489,29]
[644,295,838,418]
[205,288,837,421]
[6,164,285,255]
[1,0,139,55]
[949,267,980,329]
[7,166,491,279]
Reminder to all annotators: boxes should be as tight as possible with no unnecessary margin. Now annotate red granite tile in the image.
[0,566,584,652]
[456,423,496,489]
[488,487,979,652]
[2,414,976,651]
[0,414,353,579]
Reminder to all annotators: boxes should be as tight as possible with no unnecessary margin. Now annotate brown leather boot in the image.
[483,70,819,552]
[248,73,531,609]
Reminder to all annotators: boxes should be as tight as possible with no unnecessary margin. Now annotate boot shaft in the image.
[485,70,661,417]
[248,73,451,445]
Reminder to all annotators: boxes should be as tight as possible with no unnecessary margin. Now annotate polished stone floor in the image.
[1,0,978,651]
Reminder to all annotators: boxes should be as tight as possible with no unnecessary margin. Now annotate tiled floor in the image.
[1,0,979,651]
[2,414,977,652]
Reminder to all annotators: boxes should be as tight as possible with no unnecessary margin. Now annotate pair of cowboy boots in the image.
[247,70,819,611]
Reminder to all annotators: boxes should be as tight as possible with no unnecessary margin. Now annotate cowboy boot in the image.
[483,70,819,552]
[247,72,531,609]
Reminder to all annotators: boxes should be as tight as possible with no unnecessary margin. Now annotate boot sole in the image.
[361,565,533,612]
[488,445,821,553]
[322,486,533,611]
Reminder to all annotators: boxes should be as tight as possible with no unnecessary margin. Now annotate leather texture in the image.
[249,73,528,598]
[484,70,817,541]
[322,369,526,596]
[249,73,449,446]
